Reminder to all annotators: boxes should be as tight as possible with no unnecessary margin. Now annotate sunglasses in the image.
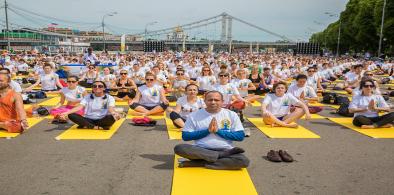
[203,70,210,71]
[120,73,128,75]
[366,74,373,76]
[89,67,95,69]
[363,85,374,88]
[146,79,154,81]
[219,75,228,77]
[67,80,77,83]
[92,85,104,88]
[177,73,184,76]
[308,71,314,73]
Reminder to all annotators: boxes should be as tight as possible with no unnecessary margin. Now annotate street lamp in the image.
[102,12,117,51]
[378,0,387,57]
[144,21,158,40]
[325,12,341,57]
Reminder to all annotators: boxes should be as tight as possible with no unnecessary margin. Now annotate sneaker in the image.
[267,150,282,162]
[278,150,294,162]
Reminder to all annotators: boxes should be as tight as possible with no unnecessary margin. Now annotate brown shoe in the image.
[267,150,282,162]
[278,150,294,162]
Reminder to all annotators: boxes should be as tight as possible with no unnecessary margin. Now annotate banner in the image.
[120,34,126,52]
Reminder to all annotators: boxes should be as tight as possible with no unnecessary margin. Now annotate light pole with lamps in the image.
[378,0,387,57]
[144,21,158,40]
[102,12,117,51]
[325,12,341,57]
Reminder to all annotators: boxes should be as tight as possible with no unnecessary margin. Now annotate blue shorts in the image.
[277,116,285,121]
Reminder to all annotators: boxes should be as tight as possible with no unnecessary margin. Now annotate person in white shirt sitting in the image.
[25,63,63,92]
[174,91,249,170]
[129,72,169,116]
[168,84,206,128]
[50,75,88,119]
[59,81,121,130]
[261,81,311,128]
[349,79,393,129]
[288,74,322,114]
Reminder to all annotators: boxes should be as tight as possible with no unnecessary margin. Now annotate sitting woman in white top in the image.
[129,72,169,116]
[349,79,393,129]
[213,71,246,108]
[25,63,63,92]
[58,81,122,130]
[50,75,88,118]
[230,69,260,103]
[261,81,311,128]
[168,84,206,128]
[287,74,323,114]
[196,66,216,95]
[174,91,249,170]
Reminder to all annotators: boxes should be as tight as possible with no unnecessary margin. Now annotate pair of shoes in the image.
[267,150,294,162]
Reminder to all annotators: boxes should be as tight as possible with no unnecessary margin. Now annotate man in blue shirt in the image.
[174,91,249,170]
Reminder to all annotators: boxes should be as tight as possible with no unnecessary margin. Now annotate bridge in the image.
[0,2,297,52]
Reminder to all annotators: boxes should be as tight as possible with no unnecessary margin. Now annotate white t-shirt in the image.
[138,85,163,107]
[231,78,252,98]
[197,76,216,91]
[17,63,29,72]
[80,94,115,119]
[176,96,205,118]
[349,94,389,117]
[183,108,244,150]
[263,93,300,117]
[213,83,240,106]
[287,84,317,99]
[61,86,86,102]
[10,80,22,93]
[187,66,201,79]
[98,74,116,88]
[40,73,58,90]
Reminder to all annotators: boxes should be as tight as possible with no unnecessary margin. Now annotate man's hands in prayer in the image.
[208,117,218,133]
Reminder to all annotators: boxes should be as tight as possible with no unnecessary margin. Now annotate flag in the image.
[121,34,126,52]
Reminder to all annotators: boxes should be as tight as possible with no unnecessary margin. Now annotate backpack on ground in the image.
[336,102,354,117]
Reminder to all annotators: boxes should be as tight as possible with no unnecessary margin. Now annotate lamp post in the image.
[325,12,341,57]
[378,0,387,57]
[102,12,117,51]
[144,21,158,40]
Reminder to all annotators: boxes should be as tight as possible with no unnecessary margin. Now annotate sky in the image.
[3,0,349,42]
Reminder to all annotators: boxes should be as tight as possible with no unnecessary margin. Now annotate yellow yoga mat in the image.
[250,101,261,107]
[169,102,177,107]
[301,114,325,119]
[328,118,394,138]
[171,155,258,195]
[55,118,125,140]
[115,101,129,106]
[324,89,349,95]
[165,116,181,140]
[0,118,44,138]
[38,97,61,106]
[247,118,320,138]
[46,93,60,97]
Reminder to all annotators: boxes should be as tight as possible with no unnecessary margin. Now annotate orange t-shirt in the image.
[0,89,19,122]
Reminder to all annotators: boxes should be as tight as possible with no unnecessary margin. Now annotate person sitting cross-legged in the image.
[174,91,250,170]
[261,81,311,128]
[349,79,394,129]
[58,81,122,130]
[129,72,169,116]
[167,84,205,129]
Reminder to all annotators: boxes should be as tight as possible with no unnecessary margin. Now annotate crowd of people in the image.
[0,48,393,169]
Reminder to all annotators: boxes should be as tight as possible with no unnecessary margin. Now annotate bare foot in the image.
[381,124,393,128]
[93,126,100,130]
[361,125,375,129]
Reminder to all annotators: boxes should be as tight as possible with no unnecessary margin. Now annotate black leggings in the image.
[353,112,394,127]
[169,111,186,128]
[68,113,116,130]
